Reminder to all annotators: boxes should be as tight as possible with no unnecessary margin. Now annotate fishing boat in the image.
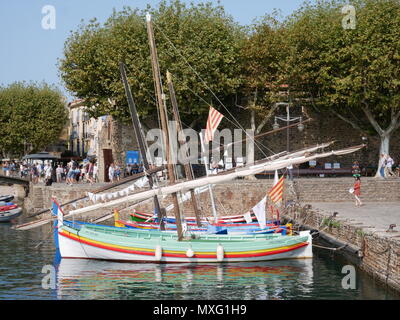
[0,207,23,222]
[0,195,14,202]
[56,212,313,263]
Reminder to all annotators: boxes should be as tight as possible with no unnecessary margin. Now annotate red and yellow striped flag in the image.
[204,106,224,143]
[268,175,285,204]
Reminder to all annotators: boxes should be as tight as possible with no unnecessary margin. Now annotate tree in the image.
[59,0,245,128]
[239,13,289,166]
[283,0,400,176]
[0,82,68,157]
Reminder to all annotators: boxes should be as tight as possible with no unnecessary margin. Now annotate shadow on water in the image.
[0,222,399,300]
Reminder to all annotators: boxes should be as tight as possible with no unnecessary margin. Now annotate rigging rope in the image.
[153,22,273,158]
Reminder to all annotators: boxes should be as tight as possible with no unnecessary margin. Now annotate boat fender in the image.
[186,247,194,258]
[155,245,162,261]
[216,244,224,262]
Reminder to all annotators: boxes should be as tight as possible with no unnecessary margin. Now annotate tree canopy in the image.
[0,82,68,157]
[282,0,400,168]
[58,0,400,169]
[59,0,246,127]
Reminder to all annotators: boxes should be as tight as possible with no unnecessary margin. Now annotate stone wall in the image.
[283,204,400,293]
[254,107,400,168]
[25,177,400,220]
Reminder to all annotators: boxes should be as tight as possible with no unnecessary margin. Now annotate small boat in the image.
[0,195,14,203]
[0,202,14,207]
[0,204,18,212]
[0,207,23,223]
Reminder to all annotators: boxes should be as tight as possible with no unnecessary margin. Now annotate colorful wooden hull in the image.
[57,223,313,263]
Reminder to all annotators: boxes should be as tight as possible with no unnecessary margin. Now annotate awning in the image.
[22,152,60,160]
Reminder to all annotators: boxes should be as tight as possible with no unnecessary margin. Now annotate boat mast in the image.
[199,131,218,221]
[166,71,202,227]
[119,62,166,230]
[146,14,184,240]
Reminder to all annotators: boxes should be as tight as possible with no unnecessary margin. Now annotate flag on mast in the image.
[268,170,284,205]
[204,106,224,143]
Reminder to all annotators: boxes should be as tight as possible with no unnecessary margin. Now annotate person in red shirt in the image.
[353,177,362,207]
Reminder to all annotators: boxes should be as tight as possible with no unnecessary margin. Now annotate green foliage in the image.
[283,0,400,135]
[322,217,342,229]
[240,11,289,115]
[59,0,245,126]
[0,82,68,156]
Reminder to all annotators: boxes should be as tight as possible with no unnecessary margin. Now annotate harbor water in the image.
[0,219,399,300]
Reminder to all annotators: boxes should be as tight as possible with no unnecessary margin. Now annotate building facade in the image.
[67,99,140,182]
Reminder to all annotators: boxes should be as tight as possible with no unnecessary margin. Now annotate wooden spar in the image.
[199,131,218,221]
[146,14,184,240]
[25,165,165,219]
[190,118,313,164]
[119,62,166,231]
[166,71,202,227]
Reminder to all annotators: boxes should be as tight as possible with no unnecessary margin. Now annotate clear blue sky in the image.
[0,0,305,101]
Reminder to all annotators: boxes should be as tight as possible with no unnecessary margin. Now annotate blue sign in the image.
[126,151,140,164]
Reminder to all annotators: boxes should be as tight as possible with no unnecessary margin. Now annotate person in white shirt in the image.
[93,163,98,183]
[385,155,395,177]
[287,164,294,181]
[37,163,43,182]
[56,165,63,183]
[108,163,115,183]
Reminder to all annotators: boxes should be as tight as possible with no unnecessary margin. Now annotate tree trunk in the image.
[375,134,390,178]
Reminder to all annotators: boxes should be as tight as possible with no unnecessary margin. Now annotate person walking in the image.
[31,164,39,184]
[386,155,395,178]
[44,164,53,186]
[108,163,115,183]
[87,160,95,185]
[286,164,294,181]
[115,164,121,182]
[56,165,63,183]
[352,161,361,178]
[353,177,363,207]
[379,154,387,178]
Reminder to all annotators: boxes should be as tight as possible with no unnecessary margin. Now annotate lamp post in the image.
[272,103,304,152]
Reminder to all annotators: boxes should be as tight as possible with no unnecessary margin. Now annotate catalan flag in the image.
[268,171,285,205]
[204,106,224,143]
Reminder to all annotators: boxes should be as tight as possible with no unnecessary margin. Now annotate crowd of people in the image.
[0,159,149,186]
[0,159,99,186]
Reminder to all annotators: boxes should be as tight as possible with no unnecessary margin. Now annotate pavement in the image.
[309,202,400,237]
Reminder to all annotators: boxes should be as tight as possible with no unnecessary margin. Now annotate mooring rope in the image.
[312,243,348,251]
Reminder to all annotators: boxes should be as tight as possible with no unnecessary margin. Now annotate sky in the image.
[0,0,305,101]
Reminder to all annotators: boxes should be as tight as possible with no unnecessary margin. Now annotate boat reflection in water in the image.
[55,258,313,300]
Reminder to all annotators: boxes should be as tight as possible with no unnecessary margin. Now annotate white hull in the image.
[58,230,313,263]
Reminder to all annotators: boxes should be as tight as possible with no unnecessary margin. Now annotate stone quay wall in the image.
[24,177,400,218]
[283,204,400,294]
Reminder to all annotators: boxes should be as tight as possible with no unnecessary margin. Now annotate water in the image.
[0,221,399,300]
